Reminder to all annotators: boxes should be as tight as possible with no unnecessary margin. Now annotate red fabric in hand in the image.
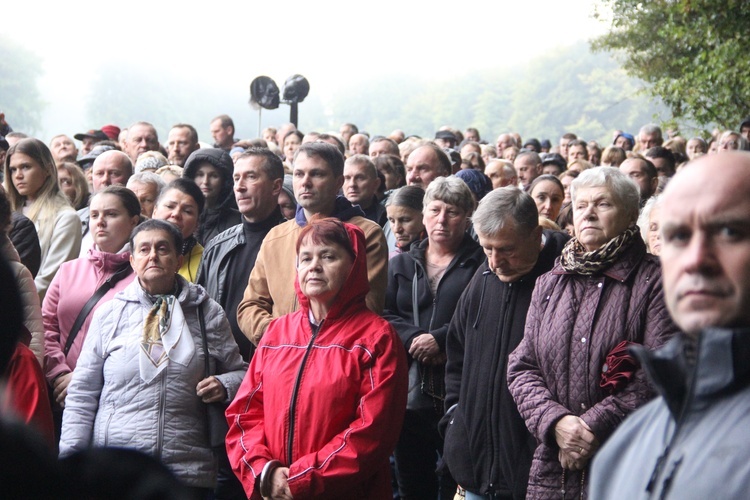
[600,341,639,395]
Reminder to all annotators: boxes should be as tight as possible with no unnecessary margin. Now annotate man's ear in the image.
[271,177,283,197]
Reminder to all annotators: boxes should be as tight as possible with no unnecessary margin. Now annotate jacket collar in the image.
[0,237,20,263]
[121,274,205,309]
[520,229,569,283]
[633,327,750,417]
[294,196,366,227]
[409,233,481,270]
[243,206,284,234]
[86,244,131,272]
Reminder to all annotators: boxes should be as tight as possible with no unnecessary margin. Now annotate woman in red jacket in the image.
[226,217,408,499]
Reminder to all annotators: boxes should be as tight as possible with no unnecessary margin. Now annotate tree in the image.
[0,35,44,134]
[324,42,662,144]
[592,0,750,130]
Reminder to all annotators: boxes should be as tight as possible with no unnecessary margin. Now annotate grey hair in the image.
[638,194,662,247]
[639,124,663,141]
[127,171,166,194]
[370,137,400,156]
[570,166,640,224]
[423,175,474,215]
[515,150,541,165]
[472,186,539,236]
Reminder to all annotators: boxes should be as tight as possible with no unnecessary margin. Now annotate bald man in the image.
[485,159,517,190]
[496,133,516,155]
[78,150,133,255]
[405,144,451,189]
[348,133,370,156]
[124,122,159,163]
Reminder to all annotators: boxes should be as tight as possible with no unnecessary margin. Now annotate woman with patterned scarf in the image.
[59,219,247,498]
[507,167,679,499]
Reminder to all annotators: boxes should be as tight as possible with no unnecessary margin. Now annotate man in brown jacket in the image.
[236,141,388,345]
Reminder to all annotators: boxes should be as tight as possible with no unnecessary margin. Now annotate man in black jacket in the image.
[441,187,569,500]
[195,147,284,500]
[196,147,285,362]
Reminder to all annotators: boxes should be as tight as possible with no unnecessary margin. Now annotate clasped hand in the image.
[195,376,227,403]
[408,333,444,365]
[265,467,292,500]
[555,415,599,471]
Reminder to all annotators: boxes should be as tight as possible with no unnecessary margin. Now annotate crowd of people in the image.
[1,110,750,499]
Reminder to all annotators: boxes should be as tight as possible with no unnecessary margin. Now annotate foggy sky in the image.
[4,0,607,141]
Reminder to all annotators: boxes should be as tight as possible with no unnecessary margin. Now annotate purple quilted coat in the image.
[507,235,679,499]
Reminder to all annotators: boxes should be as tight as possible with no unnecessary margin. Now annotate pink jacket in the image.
[43,247,134,385]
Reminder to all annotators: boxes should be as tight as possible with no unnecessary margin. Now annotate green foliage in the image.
[0,35,44,134]
[592,0,750,130]
[323,42,663,145]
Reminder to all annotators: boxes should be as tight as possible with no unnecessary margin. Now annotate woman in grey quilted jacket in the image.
[59,219,247,497]
[507,167,679,499]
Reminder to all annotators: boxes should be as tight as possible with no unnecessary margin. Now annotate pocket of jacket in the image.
[103,402,116,447]
[442,407,477,489]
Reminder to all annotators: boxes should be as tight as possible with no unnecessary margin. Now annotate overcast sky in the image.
[4,0,609,139]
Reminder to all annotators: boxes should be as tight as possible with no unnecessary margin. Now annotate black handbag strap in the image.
[411,267,420,329]
[198,303,212,377]
[63,263,133,356]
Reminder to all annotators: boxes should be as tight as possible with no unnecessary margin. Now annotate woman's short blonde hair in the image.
[155,165,184,183]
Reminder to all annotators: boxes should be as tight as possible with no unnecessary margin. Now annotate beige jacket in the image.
[236,216,388,345]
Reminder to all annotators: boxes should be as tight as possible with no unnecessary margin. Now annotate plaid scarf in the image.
[560,226,638,275]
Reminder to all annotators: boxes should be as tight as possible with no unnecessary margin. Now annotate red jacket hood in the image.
[294,222,370,321]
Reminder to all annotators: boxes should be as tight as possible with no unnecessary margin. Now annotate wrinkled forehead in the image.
[407,147,437,167]
[93,153,127,172]
[133,229,177,251]
[51,135,74,146]
[129,125,156,140]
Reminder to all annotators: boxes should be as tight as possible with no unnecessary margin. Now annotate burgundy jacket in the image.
[507,235,679,499]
